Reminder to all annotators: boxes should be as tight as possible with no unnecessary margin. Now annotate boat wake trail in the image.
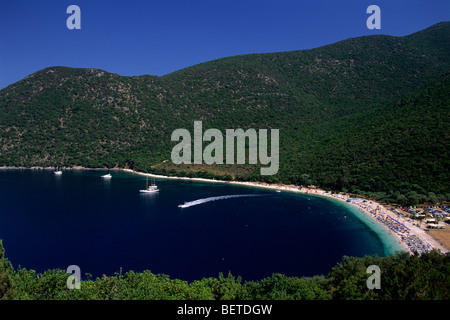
[178,194,263,208]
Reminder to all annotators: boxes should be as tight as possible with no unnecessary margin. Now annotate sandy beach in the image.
[124,168,449,255]
[298,188,449,254]
[1,166,448,255]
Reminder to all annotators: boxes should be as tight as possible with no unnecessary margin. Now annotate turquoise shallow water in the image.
[0,169,402,281]
[317,195,405,255]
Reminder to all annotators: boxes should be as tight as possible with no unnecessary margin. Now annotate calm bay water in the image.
[0,169,401,282]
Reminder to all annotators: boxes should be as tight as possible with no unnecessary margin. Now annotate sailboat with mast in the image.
[139,176,159,193]
[54,165,62,175]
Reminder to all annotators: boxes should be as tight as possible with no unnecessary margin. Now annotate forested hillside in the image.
[0,21,449,204]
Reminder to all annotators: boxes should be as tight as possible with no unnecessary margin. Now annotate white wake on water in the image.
[178,194,263,208]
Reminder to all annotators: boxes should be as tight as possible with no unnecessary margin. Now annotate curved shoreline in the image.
[313,194,408,255]
[120,168,449,255]
[1,166,448,254]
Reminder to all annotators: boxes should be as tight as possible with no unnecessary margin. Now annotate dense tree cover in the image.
[283,72,450,202]
[0,240,449,300]
[0,22,449,204]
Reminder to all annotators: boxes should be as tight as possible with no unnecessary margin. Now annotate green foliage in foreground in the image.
[1,240,449,300]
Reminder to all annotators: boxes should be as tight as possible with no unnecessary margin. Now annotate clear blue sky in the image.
[0,0,448,89]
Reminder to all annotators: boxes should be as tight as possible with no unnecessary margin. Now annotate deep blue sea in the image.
[0,169,402,282]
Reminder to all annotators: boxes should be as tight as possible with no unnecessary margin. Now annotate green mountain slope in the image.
[0,22,449,203]
[289,73,450,198]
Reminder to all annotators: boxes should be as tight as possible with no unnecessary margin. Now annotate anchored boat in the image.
[140,176,159,193]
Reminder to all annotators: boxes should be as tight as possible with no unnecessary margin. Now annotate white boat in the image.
[101,173,112,178]
[140,176,159,193]
[54,166,62,175]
